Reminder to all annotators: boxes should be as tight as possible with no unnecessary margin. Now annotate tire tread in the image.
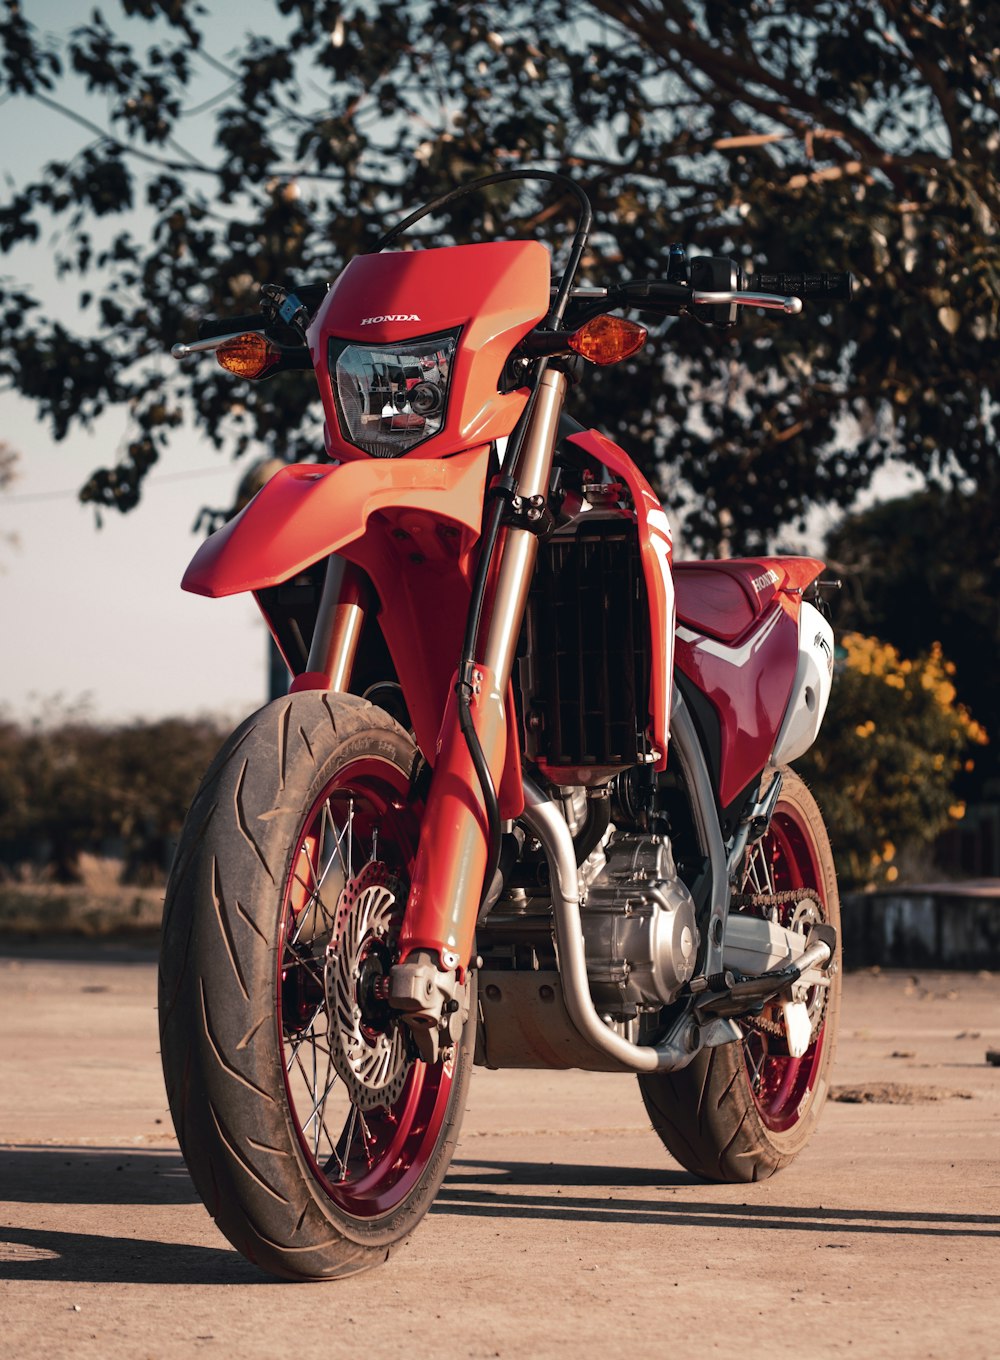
[159,691,473,1280]
[638,768,841,1185]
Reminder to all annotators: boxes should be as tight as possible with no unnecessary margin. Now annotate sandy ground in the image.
[0,946,997,1360]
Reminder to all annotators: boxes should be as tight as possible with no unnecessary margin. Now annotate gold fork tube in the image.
[480,368,568,683]
[306,556,368,691]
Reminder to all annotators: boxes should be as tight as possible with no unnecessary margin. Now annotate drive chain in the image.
[729,889,828,1041]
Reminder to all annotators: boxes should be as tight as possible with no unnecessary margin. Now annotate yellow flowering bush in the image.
[797,633,987,889]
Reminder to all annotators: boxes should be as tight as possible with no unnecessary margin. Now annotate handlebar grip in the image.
[754,271,853,301]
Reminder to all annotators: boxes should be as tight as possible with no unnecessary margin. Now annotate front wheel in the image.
[638,767,841,1182]
[158,691,475,1279]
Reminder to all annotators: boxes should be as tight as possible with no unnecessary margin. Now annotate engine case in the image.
[582,833,699,1014]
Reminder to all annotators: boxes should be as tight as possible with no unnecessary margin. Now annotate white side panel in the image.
[771,600,834,765]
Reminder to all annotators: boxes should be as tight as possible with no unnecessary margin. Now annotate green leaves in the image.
[0,710,228,884]
[0,1,62,95]
[0,0,996,539]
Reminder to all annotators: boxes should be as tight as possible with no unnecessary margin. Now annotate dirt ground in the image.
[0,946,997,1360]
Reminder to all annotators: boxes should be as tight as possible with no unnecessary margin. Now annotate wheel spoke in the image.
[283,949,325,992]
[293,1050,339,1136]
[277,752,461,1218]
[317,798,351,891]
[335,1104,359,1176]
[348,796,355,878]
[285,1005,332,1069]
[744,1034,766,1092]
[314,1049,337,1159]
[357,1109,377,1171]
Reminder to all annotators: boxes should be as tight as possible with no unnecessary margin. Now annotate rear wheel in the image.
[638,768,840,1182]
[159,691,475,1279]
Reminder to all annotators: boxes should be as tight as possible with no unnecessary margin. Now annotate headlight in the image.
[329,329,459,458]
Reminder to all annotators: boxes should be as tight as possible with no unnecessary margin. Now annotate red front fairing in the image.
[309,240,551,462]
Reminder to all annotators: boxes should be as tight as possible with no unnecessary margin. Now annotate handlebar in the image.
[754,271,853,301]
[559,264,854,323]
[172,259,854,365]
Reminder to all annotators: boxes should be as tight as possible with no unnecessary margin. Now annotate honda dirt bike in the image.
[160,169,850,1280]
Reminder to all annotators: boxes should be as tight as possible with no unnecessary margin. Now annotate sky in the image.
[0,1,920,729]
[0,399,267,725]
[0,1,291,727]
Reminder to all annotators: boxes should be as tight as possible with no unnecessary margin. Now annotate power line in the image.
[0,464,238,506]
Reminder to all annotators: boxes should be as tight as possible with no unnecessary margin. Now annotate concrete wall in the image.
[841,882,1000,969]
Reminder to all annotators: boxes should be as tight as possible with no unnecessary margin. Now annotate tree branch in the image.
[584,0,946,191]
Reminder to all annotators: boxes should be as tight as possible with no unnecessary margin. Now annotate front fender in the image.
[182,446,491,597]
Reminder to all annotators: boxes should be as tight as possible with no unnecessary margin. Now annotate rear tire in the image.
[638,768,841,1182]
[158,691,475,1279]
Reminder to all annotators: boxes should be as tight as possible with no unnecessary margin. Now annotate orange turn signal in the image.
[216,332,279,379]
[567,315,648,366]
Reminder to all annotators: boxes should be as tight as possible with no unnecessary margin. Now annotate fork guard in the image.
[182,445,524,973]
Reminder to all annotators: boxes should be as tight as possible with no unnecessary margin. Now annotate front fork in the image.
[388,368,569,1057]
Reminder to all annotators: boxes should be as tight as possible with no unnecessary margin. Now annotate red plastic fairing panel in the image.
[181,447,523,818]
[565,430,674,770]
[309,241,551,463]
[673,557,824,807]
[400,662,508,966]
[182,451,489,598]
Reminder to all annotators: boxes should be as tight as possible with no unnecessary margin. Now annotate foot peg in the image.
[693,923,836,1026]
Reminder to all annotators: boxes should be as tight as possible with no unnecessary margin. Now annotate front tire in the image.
[158,691,475,1279]
[638,768,841,1182]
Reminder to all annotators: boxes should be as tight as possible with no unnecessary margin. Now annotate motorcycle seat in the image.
[673,558,805,643]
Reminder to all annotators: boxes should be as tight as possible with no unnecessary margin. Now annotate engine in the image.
[581,832,699,1017]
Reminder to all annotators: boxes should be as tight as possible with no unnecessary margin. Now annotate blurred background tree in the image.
[825,486,1000,800]
[0,0,997,550]
[0,711,227,884]
[1,0,997,883]
[797,632,988,888]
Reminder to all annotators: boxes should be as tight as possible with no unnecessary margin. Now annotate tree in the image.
[0,710,228,883]
[1,1,997,551]
[825,484,1000,797]
[797,632,987,888]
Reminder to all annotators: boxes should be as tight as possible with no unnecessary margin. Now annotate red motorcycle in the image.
[160,170,850,1279]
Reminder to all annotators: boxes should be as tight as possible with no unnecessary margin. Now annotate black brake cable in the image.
[371,170,592,918]
[458,368,549,911]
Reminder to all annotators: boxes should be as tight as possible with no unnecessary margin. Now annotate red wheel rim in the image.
[740,799,830,1133]
[276,756,454,1220]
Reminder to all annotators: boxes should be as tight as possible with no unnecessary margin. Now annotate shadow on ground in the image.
[0,1225,263,1286]
[435,1159,1000,1238]
[0,1146,196,1206]
[2,1148,995,1287]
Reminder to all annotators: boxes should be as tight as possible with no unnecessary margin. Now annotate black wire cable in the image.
[457,372,547,911]
[369,170,593,921]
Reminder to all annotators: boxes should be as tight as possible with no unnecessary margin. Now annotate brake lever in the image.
[691,290,803,315]
[171,332,268,360]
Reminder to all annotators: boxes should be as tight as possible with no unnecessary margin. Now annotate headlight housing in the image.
[329,328,459,458]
